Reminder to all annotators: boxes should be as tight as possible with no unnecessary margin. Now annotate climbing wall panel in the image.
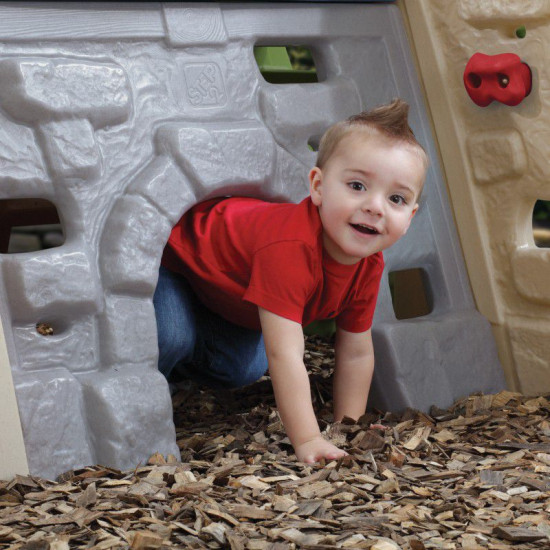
[0,2,503,479]
[403,0,550,395]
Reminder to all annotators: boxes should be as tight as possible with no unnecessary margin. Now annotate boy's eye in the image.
[390,194,407,205]
[348,181,365,191]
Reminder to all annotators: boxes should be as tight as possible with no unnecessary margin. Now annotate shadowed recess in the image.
[254,45,318,84]
[533,200,550,248]
[389,267,433,320]
[0,198,64,254]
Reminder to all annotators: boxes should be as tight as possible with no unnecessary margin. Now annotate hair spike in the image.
[348,98,414,139]
[316,98,428,171]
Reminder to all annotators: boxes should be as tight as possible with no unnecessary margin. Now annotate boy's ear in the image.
[309,167,323,206]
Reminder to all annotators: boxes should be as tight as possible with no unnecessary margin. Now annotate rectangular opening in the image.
[533,200,550,248]
[308,136,321,152]
[388,268,433,320]
[0,199,64,254]
[254,46,318,84]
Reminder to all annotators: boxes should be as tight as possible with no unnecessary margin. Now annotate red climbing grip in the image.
[463,53,532,107]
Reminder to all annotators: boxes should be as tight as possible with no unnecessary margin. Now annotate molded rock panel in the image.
[130,156,196,225]
[163,5,228,47]
[99,295,158,366]
[40,119,101,181]
[100,195,173,295]
[467,129,527,185]
[508,321,550,395]
[0,58,131,127]
[157,122,276,196]
[0,3,505,479]
[404,0,550,393]
[2,244,101,323]
[13,317,97,373]
[371,311,503,412]
[79,367,179,469]
[259,78,362,159]
[511,247,550,305]
[459,0,550,24]
[14,369,95,481]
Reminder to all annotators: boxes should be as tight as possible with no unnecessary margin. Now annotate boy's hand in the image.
[295,436,348,464]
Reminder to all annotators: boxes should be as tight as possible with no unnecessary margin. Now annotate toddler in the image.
[154,99,428,463]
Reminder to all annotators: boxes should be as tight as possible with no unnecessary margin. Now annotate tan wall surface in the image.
[0,314,28,479]
[402,0,550,394]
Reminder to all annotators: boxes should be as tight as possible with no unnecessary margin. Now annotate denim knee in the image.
[204,335,268,389]
[156,321,196,379]
[154,266,197,379]
[222,358,268,388]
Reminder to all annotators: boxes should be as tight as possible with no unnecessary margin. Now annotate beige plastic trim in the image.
[399,0,503,324]
[398,0,518,390]
[0,315,28,479]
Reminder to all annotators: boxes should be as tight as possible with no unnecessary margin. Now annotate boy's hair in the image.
[316,99,428,171]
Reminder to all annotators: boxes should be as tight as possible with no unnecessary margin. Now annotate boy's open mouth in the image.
[351,223,379,235]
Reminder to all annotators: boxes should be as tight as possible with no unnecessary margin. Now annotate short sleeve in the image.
[336,254,384,333]
[243,242,317,324]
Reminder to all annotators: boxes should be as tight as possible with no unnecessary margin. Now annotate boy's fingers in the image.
[320,449,348,462]
[369,423,389,431]
[296,439,349,464]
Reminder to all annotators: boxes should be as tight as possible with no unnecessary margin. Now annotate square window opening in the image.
[388,268,433,320]
[533,200,550,248]
[254,45,318,84]
[0,198,64,254]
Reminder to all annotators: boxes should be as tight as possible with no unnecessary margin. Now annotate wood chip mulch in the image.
[1,336,549,549]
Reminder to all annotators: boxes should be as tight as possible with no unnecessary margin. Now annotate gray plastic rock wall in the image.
[0,2,505,480]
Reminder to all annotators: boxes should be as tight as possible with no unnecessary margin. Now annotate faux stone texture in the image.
[14,369,95,481]
[272,145,310,204]
[163,5,227,46]
[0,58,130,127]
[405,0,550,394]
[39,119,101,181]
[459,0,550,23]
[2,244,101,323]
[80,367,179,469]
[0,3,506,478]
[508,322,550,396]
[371,310,504,412]
[259,78,361,158]
[511,247,550,305]
[100,195,173,295]
[98,295,158,366]
[0,114,49,187]
[157,122,275,195]
[467,129,527,185]
[12,317,97,373]
[131,156,196,225]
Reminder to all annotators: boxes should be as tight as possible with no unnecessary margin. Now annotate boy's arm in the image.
[258,307,348,464]
[333,327,375,422]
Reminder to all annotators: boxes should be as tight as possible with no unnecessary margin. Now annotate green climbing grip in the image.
[515,25,527,39]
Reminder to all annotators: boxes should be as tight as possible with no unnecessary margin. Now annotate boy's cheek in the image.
[400,217,414,236]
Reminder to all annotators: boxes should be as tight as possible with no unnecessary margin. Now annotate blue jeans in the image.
[153,266,268,388]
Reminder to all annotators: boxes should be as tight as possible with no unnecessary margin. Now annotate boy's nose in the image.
[362,195,383,216]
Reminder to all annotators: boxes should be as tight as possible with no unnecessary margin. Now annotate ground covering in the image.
[1,336,549,549]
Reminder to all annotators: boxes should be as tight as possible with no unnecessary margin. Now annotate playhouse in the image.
[0,1,548,481]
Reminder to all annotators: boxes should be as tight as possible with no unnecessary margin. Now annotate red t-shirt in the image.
[162,196,384,332]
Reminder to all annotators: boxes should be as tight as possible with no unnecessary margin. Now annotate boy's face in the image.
[309,132,424,264]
